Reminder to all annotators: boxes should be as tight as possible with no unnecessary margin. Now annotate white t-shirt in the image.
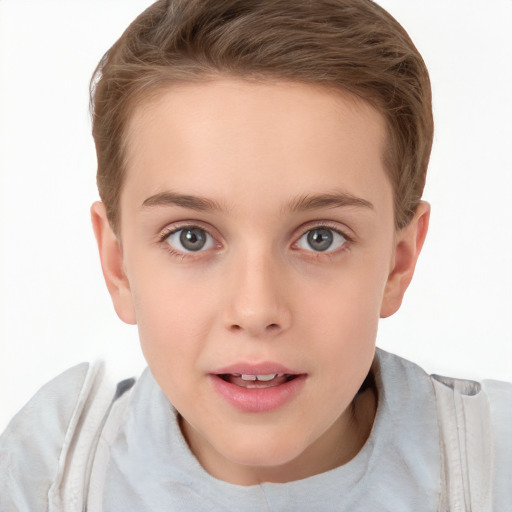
[0,349,510,511]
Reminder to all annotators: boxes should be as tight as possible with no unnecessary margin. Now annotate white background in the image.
[0,0,511,432]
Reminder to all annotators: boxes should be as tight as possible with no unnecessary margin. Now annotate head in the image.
[91,0,432,484]
[91,0,432,235]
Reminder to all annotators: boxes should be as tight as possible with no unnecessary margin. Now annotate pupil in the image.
[180,228,206,251]
[307,228,333,251]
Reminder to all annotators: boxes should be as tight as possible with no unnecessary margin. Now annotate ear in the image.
[380,201,430,318]
[91,201,137,324]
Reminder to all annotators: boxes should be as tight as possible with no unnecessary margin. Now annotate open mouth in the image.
[210,369,307,412]
[219,373,299,389]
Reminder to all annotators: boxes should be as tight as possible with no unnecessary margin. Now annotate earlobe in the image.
[91,201,137,325]
[380,201,430,318]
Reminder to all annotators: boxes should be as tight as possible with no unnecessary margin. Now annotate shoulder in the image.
[379,349,512,510]
[432,374,512,510]
[0,362,98,512]
[481,378,512,508]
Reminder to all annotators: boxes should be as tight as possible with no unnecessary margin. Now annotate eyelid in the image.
[167,228,215,252]
[157,220,220,241]
[291,221,353,252]
[155,220,353,257]
[157,221,223,256]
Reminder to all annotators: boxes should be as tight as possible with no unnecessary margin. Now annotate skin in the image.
[92,79,429,485]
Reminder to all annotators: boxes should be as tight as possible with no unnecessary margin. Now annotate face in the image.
[93,79,428,484]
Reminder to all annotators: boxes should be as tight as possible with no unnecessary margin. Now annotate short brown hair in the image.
[91,0,433,233]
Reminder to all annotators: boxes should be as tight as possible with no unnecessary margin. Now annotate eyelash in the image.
[157,223,219,259]
[292,222,353,259]
[157,222,353,260]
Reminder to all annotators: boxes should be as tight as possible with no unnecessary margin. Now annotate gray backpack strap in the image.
[84,377,135,511]
[481,379,512,512]
[47,362,111,512]
[431,375,493,512]
[48,362,135,512]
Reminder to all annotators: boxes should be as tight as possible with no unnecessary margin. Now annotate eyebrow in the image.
[287,192,374,213]
[141,191,225,212]
[141,190,374,214]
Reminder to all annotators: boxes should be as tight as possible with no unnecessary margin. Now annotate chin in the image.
[220,430,309,468]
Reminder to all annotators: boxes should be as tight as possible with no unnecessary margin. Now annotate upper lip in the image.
[211,362,303,376]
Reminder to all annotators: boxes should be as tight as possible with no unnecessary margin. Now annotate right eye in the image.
[165,227,215,253]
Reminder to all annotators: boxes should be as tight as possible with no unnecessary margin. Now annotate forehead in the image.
[121,79,391,217]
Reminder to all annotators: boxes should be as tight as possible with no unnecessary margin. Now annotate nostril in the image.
[226,317,284,335]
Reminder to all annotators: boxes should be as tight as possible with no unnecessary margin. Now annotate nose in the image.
[223,249,292,338]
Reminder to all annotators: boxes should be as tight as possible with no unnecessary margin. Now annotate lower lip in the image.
[209,374,307,413]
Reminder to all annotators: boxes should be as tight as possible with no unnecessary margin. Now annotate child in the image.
[1,0,510,510]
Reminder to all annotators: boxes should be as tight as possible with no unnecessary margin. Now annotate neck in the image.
[180,378,377,485]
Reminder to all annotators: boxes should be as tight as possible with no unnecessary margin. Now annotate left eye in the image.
[165,227,215,252]
[296,227,347,252]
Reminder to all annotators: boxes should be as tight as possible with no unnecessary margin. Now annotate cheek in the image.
[129,266,219,366]
[295,256,389,373]
[132,280,220,409]
[299,254,388,329]
[304,288,380,366]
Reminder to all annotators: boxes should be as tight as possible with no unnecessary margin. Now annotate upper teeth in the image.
[239,373,283,381]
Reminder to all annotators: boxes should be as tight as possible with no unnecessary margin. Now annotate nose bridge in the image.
[224,242,291,336]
